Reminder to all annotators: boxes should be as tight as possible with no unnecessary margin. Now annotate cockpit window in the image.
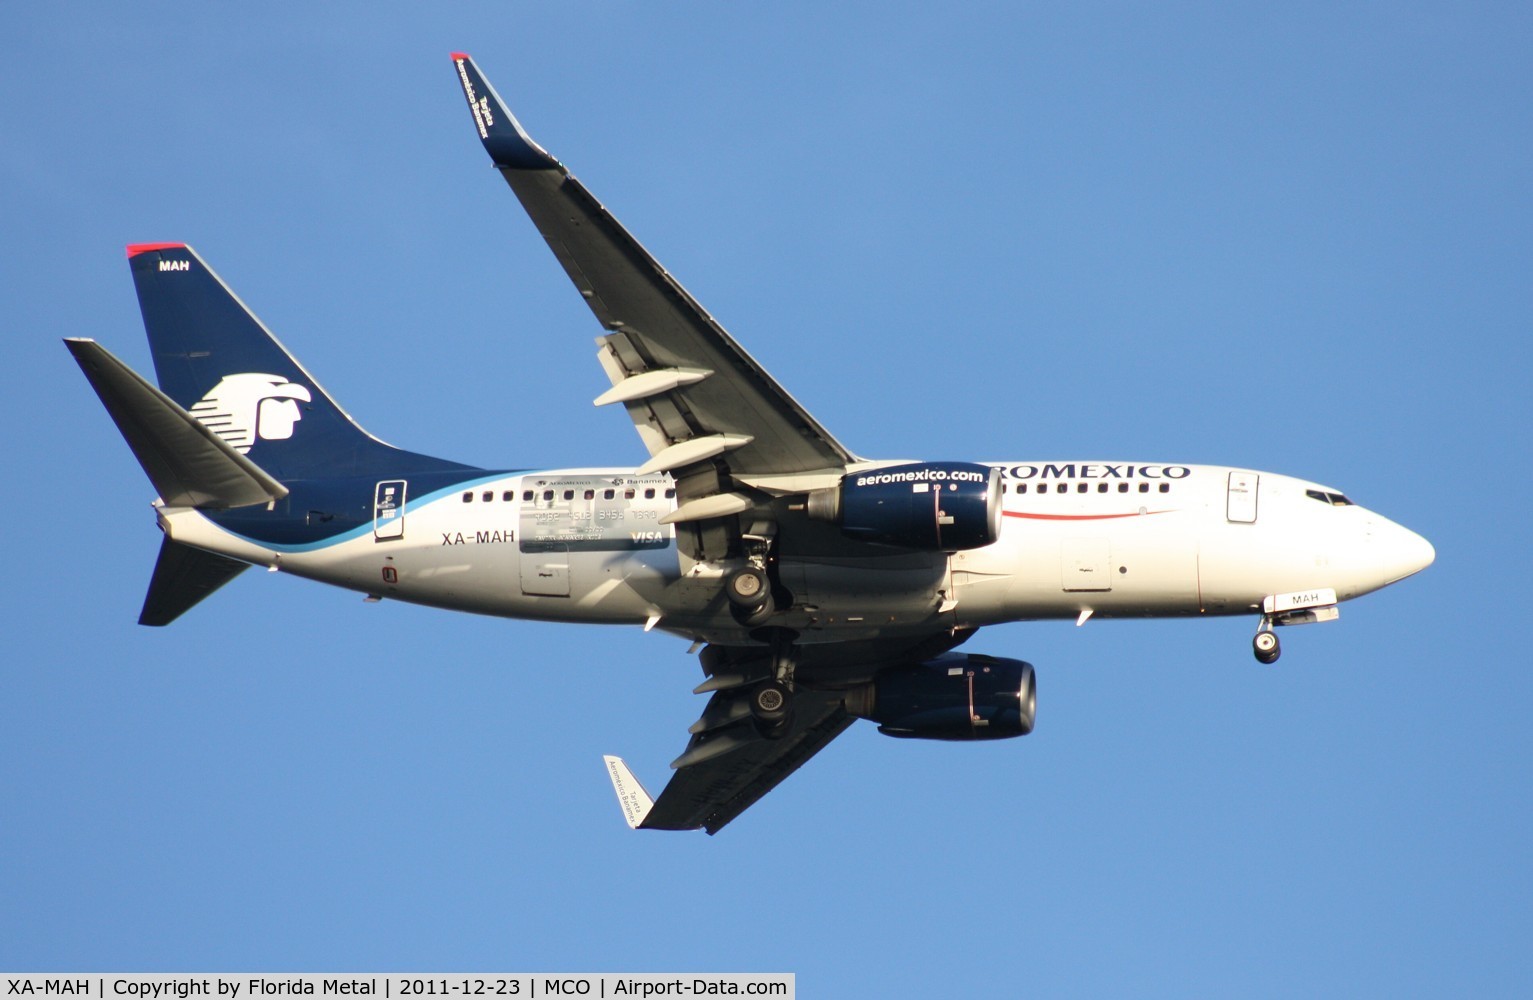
[1306,489,1354,506]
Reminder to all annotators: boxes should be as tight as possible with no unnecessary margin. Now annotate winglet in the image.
[602,755,655,830]
[449,52,559,170]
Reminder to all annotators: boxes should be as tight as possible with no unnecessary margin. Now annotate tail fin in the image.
[127,244,468,480]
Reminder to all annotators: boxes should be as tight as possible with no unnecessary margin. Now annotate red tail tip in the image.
[450,52,471,62]
[126,243,185,258]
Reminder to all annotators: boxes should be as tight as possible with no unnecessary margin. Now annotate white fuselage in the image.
[157,461,1434,647]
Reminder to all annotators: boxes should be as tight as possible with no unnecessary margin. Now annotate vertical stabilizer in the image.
[127,244,470,480]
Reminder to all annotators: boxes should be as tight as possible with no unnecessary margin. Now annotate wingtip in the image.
[449,52,558,171]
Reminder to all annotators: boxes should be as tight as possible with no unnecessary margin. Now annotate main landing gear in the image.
[747,629,797,737]
[725,564,768,608]
[724,525,777,627]
[1252,621,1281,664]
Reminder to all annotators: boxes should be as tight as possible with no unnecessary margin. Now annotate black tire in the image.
[1253,631,1281,664]
[732,600,776,627]
[725,567,769,608]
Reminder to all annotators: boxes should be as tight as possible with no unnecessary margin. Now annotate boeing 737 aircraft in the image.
[67,54,1434,833]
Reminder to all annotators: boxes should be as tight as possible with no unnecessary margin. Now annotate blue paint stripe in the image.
[224,472,521,554]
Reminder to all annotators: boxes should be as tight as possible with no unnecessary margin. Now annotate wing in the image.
[602,630,980,833]
[609,683,855,835]
[450,54,859,511]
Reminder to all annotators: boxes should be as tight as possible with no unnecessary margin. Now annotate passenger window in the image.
[1056,483,1067,494]
[1118,483,1129,493]
[1098,483,1108,493]
[522,490,533,502]
[645,488,656,499]
[624,489,635,500]
[481,491,493,502]
[462,491,473,503]
[583,490,595,500]
[1077,483,1088,494]
[1139,483,1150,493]
[502,491,514,502]
[563,490,574,501]
[603,489,615,500]
[1159,483,1170,493]
[665,488,676,499]
[542,490,554,501]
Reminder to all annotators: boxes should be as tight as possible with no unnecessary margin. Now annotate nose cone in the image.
[1378,520,1435,585]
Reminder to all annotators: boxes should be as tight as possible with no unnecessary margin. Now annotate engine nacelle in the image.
[845,652,1036,740]
[806,462,1003,551]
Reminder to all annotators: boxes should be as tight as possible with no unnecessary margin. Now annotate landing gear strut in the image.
[748,629,797,737]
[1253,622,1281,664]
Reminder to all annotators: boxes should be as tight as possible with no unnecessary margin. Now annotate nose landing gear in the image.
[1251,589,1342,663]
[1253,625,1281,664]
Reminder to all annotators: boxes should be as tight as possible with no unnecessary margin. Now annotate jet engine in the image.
[806,462,1003,551]
[844,652,1036,740]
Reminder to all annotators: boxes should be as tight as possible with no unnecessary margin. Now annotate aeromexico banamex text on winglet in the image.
[603,756,655,830]
[450,53,559,170]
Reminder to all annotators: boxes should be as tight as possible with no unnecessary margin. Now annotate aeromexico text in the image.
[1000,463,1192,481]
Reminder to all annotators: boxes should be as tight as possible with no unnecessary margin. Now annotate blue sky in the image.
[4,2,1530,994]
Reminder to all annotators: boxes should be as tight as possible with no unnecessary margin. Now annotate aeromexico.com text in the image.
[854,468,988,486]
[1001,464,1192,480]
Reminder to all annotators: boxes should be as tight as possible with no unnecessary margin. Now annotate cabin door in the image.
[1227,472,1259,523]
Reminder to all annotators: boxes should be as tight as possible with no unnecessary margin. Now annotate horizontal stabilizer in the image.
[602,755,656,830]
[139,537,249,626]
[65,338,287,509]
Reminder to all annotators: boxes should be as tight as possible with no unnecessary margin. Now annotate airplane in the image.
[66,53,1435,834]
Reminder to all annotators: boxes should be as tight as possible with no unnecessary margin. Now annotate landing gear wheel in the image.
[749,679,794,737]
[1253,630,1281,664]
[733,601,776,628]
[725,567,769,608]
[751,680,791,720]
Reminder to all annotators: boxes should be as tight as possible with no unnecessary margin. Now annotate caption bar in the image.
[1,978,792,1000]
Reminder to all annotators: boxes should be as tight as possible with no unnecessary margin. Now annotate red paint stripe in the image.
[450,51,471,61]
[1003,509,1171,521]
[126,243,185,258]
